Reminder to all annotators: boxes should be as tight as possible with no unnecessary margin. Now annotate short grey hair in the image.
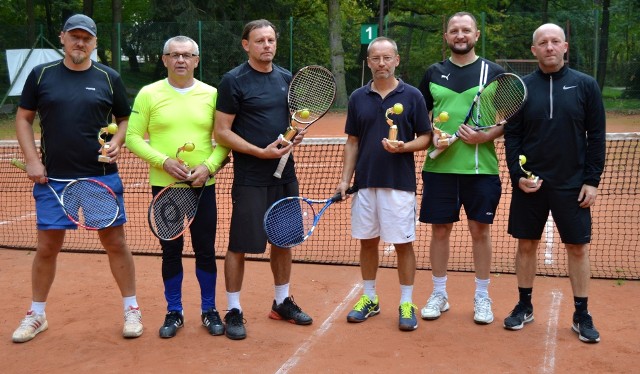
[163,36,199,56]
[367,37,398,56]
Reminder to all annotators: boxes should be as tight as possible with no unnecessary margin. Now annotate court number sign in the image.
[360,24,378,44]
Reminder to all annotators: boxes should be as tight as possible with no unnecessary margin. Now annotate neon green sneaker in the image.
[347,295,380,323]
[399,302,418,331]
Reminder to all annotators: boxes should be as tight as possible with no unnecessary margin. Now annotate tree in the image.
[596,0,610,90]
[327,0,348,107]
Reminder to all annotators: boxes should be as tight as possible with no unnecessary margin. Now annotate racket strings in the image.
[475,76,526,126]
[264,199,315,248]
[62,181,119,228]
[151,186,199,239]
[289,67,336,122]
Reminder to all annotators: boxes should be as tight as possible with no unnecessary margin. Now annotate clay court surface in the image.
[1,112,638,373]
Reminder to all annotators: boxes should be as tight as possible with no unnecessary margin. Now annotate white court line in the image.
[541,290,563,374]
[275,283,362,374]
[544,214,555,264]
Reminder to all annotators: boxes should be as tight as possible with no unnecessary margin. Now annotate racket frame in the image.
[263,187,357,248]
[10,158,120,230]
[274,65,337,178]
[428,73,527,159]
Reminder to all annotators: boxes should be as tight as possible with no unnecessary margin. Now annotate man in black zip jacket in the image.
[503,23,605,344]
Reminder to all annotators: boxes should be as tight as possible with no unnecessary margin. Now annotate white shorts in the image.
[351,188,416,244]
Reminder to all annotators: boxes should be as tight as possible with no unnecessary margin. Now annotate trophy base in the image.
[386,139,398,147]
[98,155,112,163]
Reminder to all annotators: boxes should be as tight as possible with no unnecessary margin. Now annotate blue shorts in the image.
[419,172,501,225]
[34,173,127,230]
[508,186,591,244]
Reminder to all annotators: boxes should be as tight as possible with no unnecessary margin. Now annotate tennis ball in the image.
[183,142,195,152]
[438,112,449,123]
[300,109,310,119]
[519,155,527,164]
[392,103,404,114]
[107,123,118,134]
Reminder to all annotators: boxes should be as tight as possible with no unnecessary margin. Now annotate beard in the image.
[448,40,475,55]
[71,54,88,65]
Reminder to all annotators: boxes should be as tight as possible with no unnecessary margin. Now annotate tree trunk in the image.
[27,0,36,44]
[327,0,348,108]
[110,0,123,69]
[83,0,94,16]
[596,0,610,90]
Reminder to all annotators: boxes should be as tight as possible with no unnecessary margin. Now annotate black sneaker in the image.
[159,310,184,338]
[269,296,313,325]
[503,302,534,330]
[202,308,224,336]
[572,311,600,343]
[224,308,246,340]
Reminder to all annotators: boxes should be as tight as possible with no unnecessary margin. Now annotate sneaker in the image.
[572,311,600,343]
[420,293,449,320]
[202,308,224,336]
[224,308,247,340]
[347,295,380,323]
[473,296,494,324]
[269,296,313,325]
[12,311,48,343]
[398,302,418,331]
[159,310,184,338]
[503,302,534,330]
[123,306,144,338]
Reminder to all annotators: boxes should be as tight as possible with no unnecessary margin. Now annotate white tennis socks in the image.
[363,280,376,300]
[274,283,289,305]
[475,277,490,299]
[30,301,46,315]
[433,275,448,298]
[123,295,139,311]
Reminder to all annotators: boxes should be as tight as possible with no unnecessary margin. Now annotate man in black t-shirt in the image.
[214,19,312,340]
[12,14,143,343]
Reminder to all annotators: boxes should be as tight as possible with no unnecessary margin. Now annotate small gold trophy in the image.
[98,123,118,163]
[385,103,404,147]
[176,142,196,176]
[432,111,451,146]
[279,109,310,146]
[519,155,539,184]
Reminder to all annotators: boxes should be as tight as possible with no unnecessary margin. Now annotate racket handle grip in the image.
[273,151,291,179]
[428,134,459,159]
[11,158,26,171]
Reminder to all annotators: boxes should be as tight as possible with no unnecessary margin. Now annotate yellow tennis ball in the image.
[438,112,449,123]
[519,155,527,164]
[107,123,118,134]
[393,103,404,114]
[300,109,310,119]
[183,142,195,152]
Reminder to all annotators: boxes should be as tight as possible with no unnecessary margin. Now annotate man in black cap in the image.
[12,14,143,343]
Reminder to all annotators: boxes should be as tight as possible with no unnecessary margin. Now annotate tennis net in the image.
[1,134,638,279]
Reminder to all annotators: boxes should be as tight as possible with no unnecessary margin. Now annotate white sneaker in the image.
[123,306,144,338]
[12,311,48,343]
[474,296,494,324]
[420,293,449,320]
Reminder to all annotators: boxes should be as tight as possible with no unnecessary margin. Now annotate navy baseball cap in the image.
[63,14,97,36]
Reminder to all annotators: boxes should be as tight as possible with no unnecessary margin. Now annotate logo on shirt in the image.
[563,85,577,90]
[441,73,451,81]
[85,87,96,91]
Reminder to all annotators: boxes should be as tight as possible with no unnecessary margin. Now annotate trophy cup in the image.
[98,123,118,163]
[432,111,451,146]
[385,103,404,147]
[176,142,195,176]
[278,109,310,146]
[519,155,539,184]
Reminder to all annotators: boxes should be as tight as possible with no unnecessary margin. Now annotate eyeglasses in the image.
[368,55,396,64]
[164,52,198,60]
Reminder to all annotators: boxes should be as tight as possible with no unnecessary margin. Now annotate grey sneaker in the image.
[123,306,143,338]
[473,297,494,324]
[202,308,224,336]
[12,311,48,343]
[159,310,184,338]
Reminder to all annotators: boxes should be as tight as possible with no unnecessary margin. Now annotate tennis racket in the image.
[148,156,230,240]
[273,65,336,178]
[11,158,120,230]
[429,73,527,159]
[263,186,358,248]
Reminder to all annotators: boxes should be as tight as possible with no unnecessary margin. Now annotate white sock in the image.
[123,296,138,311]
[363,280,376,300]
[226,291,241,312]
[31,301,46,315]
[475,277,490,299]
[274,283,289,305]
[400,284,413,304]
[433,275,448,298]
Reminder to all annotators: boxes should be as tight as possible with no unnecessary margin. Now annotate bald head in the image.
[532,23,565,44]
